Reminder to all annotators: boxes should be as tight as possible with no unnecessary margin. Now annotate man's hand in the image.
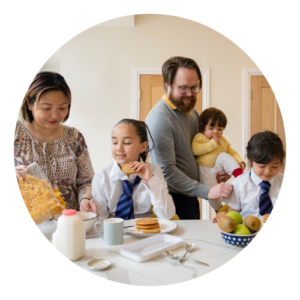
[216,170,231,183]
[80,199,98,218]
[207,182,233,200]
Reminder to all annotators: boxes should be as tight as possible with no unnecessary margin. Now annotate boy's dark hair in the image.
[114,119,154,162]
[246,131,285,165]
[199,107,227,132]
[162,56,202,92]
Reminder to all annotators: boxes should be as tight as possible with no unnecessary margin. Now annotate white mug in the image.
[94,218,124,245]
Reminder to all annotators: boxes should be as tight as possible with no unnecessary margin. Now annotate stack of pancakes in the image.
[263,214,270,223]
[135,218,160,234]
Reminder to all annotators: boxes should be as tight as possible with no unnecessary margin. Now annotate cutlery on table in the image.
[179,242,196,264]
[165,250,209,266]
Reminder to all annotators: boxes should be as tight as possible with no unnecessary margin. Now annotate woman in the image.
[15,72,96,214]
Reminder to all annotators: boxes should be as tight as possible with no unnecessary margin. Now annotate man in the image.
[145,56,232,219]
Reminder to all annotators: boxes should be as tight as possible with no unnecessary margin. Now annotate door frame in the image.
[132,67,210,119]
[132,67,212,220]
[243,68,263,171]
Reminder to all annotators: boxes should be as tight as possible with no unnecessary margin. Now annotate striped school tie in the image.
[115,176,141,220]
[259,181,273,215]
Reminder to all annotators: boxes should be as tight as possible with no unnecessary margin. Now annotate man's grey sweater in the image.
[145,99,210,199]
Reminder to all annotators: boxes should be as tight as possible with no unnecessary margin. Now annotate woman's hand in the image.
[212,211,226,223]
[78,186,95,214]
[130,161,153,184]
[80,199,98,218]
[15,165,29,180]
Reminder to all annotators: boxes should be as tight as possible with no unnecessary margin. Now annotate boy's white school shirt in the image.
[91,160,176,220]
[222,169,283,218]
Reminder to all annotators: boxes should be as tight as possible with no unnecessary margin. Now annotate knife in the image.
[179,257,209,266]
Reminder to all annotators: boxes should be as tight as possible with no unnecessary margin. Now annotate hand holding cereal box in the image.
[17,162,66,225]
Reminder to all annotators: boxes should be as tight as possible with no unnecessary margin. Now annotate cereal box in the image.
[18,162,66,225]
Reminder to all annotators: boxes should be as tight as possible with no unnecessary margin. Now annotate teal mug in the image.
[94,218,124,245]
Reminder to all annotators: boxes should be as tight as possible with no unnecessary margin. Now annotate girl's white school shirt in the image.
[222,169,283,218]
[91,161,176,220]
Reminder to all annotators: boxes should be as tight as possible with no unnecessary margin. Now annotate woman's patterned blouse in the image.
[14,120,95,210]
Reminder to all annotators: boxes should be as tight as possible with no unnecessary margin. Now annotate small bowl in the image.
[219,229,259,248]
[53,211,97,233]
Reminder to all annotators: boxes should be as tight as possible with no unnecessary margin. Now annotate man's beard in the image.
[168,89,197,114]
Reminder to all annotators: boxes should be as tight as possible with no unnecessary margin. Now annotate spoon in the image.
[165,250,209,266]
[179,243,196,264]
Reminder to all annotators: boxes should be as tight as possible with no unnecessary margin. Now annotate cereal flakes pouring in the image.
[18,162,66,225]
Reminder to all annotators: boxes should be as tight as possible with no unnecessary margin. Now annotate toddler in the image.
[192,107,245,210]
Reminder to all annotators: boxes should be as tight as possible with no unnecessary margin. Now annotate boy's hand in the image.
[130,161,153,184]
[212,211,226,223]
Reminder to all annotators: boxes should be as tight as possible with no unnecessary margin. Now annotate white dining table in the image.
[38,220,243,286]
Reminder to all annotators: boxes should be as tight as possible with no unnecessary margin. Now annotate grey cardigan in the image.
[146,99,210,199]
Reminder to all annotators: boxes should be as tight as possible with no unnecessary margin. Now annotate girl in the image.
[214,130,285,222]
[192,107,246,211]
[91,119,176,220]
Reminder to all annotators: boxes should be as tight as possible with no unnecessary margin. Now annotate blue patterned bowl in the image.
[220,229,259,248]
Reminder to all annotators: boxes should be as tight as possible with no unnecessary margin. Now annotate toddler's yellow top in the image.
[191,132,245,167]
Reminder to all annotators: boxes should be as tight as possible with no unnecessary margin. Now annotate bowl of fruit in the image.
[217,212,262,248]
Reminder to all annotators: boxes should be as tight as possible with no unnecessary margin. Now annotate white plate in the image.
[120,234,183,262]
[123,218,178,237]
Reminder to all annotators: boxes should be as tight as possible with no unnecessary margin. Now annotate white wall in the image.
[40,49,61,73]
[42,14,258,172]
[95,15,135,27]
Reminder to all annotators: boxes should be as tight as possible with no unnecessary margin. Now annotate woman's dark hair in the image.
[162,56,202,92]
[246,131,285,165]
[20,72,71,123]
[114,119,154,161]
[199,107,227,132]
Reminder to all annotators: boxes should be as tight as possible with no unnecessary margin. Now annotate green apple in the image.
[226,211,243,225]
[233,224,251,235]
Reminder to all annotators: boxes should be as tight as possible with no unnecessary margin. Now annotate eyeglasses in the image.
[173,84,201,94]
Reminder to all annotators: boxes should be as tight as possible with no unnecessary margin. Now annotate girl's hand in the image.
[80,199,98,218]
[212,211,226,223]
[130,161,153,184]
[239,162,246,171]
[15,165,29,180]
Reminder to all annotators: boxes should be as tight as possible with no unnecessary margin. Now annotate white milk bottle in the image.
[52,209,85,261]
